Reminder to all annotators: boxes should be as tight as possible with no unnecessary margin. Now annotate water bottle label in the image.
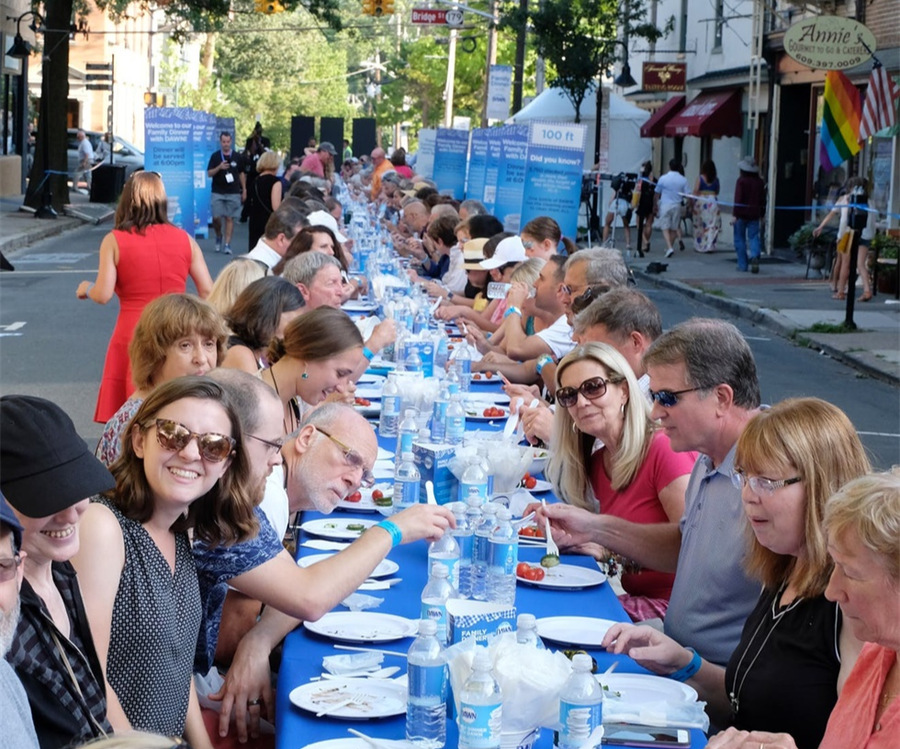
[559,701,602,742]
[399,431,414,456]
[446,416,465,442]
[408,662,448,701]
[429,555,459,589]
[383,394,400,416]
[395,478,420,508]
[420,601,448,643]
[461,481,489,503]
[458,701,502,747]
[489,541,517,574]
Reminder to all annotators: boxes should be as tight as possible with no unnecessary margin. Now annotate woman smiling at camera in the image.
[73,377,257,748]
[603,398,871,747]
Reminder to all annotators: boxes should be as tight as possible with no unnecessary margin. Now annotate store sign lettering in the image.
[784,16,875,71]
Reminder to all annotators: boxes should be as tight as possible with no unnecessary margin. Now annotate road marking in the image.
[0,322,26,331]
[0,332,23,337]
[743,335,771,341]
[857,431,900,438]
[0,269,90,274]
[13,253,93,264]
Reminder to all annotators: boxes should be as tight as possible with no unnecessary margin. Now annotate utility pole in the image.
[444,25,458,126]
[481,0,499,126]
[511,0,527,113]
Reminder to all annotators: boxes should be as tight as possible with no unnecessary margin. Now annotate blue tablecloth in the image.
[274,382,707,748]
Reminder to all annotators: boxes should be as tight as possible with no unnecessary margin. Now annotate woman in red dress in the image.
[77,172,214,422]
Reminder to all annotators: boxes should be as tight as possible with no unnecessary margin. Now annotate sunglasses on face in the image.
[556,376,612,408]
[732,470,802,497]
[315,427,375,488]
[149,418,235,463]
[647,387,701,408]
[0,554,22,583]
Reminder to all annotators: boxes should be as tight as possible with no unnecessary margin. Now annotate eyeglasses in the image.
[556,376,612,408]
[0,554,22,583]
[648,387,702,408]
[246,433,284,456]
[570,285,610,315]
[522,240,535,250]
[732,470,802,496]
[315,427,375,488]
[560,283,588,297]
[149,419,236,463]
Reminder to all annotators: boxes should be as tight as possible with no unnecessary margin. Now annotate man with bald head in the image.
[370,147,392,199]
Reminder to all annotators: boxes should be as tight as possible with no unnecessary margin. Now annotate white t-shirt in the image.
[655,170,688,211]
[77,137,94,166]
[443,245,467,294]
[535,314,575,359]
[247,237,282,270]
[257,465,290,542]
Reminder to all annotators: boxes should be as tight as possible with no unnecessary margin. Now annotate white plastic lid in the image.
[517,613,537,628]
[572,653,593,672]
[429,562,450,578]
[418,619,438,636]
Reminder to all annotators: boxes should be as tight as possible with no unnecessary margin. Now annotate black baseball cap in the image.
[0,492,23,550]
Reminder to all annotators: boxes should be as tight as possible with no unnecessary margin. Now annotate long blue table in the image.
[274,382,706,748]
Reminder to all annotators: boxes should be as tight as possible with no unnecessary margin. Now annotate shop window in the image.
[714,0,724,50]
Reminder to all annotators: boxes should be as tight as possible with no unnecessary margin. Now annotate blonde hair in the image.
[75,731,190,749]
[207,258,267,317]
[736,398,870,597]
[509,257,545,286]
[824,469,900,582]
[548,343,652,507]
[256,150,282,173]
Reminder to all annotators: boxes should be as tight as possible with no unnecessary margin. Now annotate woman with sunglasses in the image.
[544,343,697,621]
[76,171,215,424]
[260,307,365,433]
[520,216,578,259]
[73,377,257,748]
[602,398,870,746]
[96,294,228,468]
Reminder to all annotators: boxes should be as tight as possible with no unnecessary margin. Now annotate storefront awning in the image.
[664,90,742,138]
[640,96,686,138]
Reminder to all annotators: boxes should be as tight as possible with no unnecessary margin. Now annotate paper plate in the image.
[342,300,380,312]
[355,401,381,418]
[521,479,552,493]
[535,616,619,647]
[290,677,407,719]
[357,373,386,386]
[354,386,383,401]
[516,564,607,590]
[465,391,511,405]
[336,483,392,513]
[465,407,508,422]
[377,447,395,461]
[303,612,418,643]
[373,461,394,480]
[300,518,379,541]
[597,673,698,705]
[298,553,399,579]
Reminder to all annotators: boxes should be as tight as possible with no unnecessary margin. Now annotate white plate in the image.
[342,300,380,312]
[377,447,395,461]
[357,373,386,386]
[303,612,418,643]
[373,461,394,480]
[298,553,399,578]
[464,407,508,421]
[521,479,552,493]
[336,484,389,512]
[516,563,607,589]
[597,673,698,705]
[367,359,396,373]
[355,386,383,401]
[535,616,619,647]
[300,518,379,540]
[468,376,499,386]
[355,402,382,418]
[465,391,511,405]
[290,677,407,719]
[302,741,371,749]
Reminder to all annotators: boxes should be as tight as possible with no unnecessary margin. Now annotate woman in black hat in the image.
[0,395,118,748]
[72,377,257,748]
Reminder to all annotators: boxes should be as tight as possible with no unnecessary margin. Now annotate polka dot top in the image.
[95,498,201,736]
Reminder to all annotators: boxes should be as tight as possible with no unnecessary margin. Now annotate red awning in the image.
[640,96,686,138]
[664,90,742,138]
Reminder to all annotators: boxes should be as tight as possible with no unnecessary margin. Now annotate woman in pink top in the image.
[544,343,697,621]
[77,172,214,422]
[706,470,900,749]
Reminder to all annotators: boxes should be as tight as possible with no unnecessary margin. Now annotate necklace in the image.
[729,583,803,716]
[267,367,298,435]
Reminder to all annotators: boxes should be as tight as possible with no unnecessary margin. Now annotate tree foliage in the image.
[501,0,672,122]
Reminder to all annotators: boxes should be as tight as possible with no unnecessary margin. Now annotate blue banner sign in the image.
[494,124,529,232]
[432,128,470,200]
[145,107,195,234]
[466,128,489,203]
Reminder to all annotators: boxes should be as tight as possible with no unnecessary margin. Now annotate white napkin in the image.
[302,540,351,551]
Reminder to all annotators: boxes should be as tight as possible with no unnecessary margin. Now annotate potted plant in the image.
[870,231,900,295]
[788,222,833,270]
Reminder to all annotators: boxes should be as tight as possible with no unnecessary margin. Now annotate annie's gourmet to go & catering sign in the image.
[783,16,875,71]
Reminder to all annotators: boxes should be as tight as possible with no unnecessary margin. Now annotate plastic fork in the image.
[541,497,560,558]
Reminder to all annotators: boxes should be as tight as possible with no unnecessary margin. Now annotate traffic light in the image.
[373,0,385,16]
[362,0,375,15]
[255,0,285,13]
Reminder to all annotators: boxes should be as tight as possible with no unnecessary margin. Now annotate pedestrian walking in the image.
[654,159,688,258]
[691,159,721,253]
[207,131,246,255]
[732,156,766,273]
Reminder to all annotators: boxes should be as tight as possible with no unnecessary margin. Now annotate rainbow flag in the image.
[820,70,861,171]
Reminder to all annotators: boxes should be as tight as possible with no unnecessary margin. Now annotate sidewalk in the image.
[0,191,114,257]
[625,236,899,387]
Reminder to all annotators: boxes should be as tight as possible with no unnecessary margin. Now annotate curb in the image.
[0,215,85,256]
[633,269,900,388]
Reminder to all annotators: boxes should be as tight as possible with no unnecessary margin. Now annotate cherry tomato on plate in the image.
[372,489,384,501]
[345,491,362,503]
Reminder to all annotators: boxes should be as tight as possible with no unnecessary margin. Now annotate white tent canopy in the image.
[511,87,651,174]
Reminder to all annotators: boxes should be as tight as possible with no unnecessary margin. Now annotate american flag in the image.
[859,61,900,141]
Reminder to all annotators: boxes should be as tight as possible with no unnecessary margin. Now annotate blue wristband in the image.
[669,648,701,682]
[535,354,554,376]
[504,306,522,319]
[362,346,375,361]
[376,520,403,547]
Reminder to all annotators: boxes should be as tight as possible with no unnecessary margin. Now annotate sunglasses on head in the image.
[647,387,701,408]
[149,418,235,462]
[556,376,612,408]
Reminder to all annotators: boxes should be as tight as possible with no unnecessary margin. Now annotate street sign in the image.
[410,7,463,26]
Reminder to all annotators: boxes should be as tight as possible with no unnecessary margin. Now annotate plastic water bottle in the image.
[476,446,495,498]
[394,452,421,510]
[379,376,401,438]
[398,408,418,457]
[557,653,604,748]
[406,618,448,748]
[454,341,473,392]
[431,385,450,443]
[487,508,518,606]
[458,647,502,749]
[420,563,457,646]
[413,307,429,335]
[471,503,498,601]
[449,502,474,599]
[428,528,460,591]
[445,392,465,445]
[434,330,450,371]
[459,457,489,505]
[405,345,424,374]
[446,367,461,394]
[516,613,545,649]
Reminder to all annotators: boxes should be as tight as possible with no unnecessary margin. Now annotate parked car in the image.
[67,129,144,184]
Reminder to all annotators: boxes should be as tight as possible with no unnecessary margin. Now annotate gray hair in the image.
[207,368,280,435]
[574,288,662,341]
[282,252,343,287]
[565,248,629,289]
[460,199,488,217]
[643,318,761,409]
